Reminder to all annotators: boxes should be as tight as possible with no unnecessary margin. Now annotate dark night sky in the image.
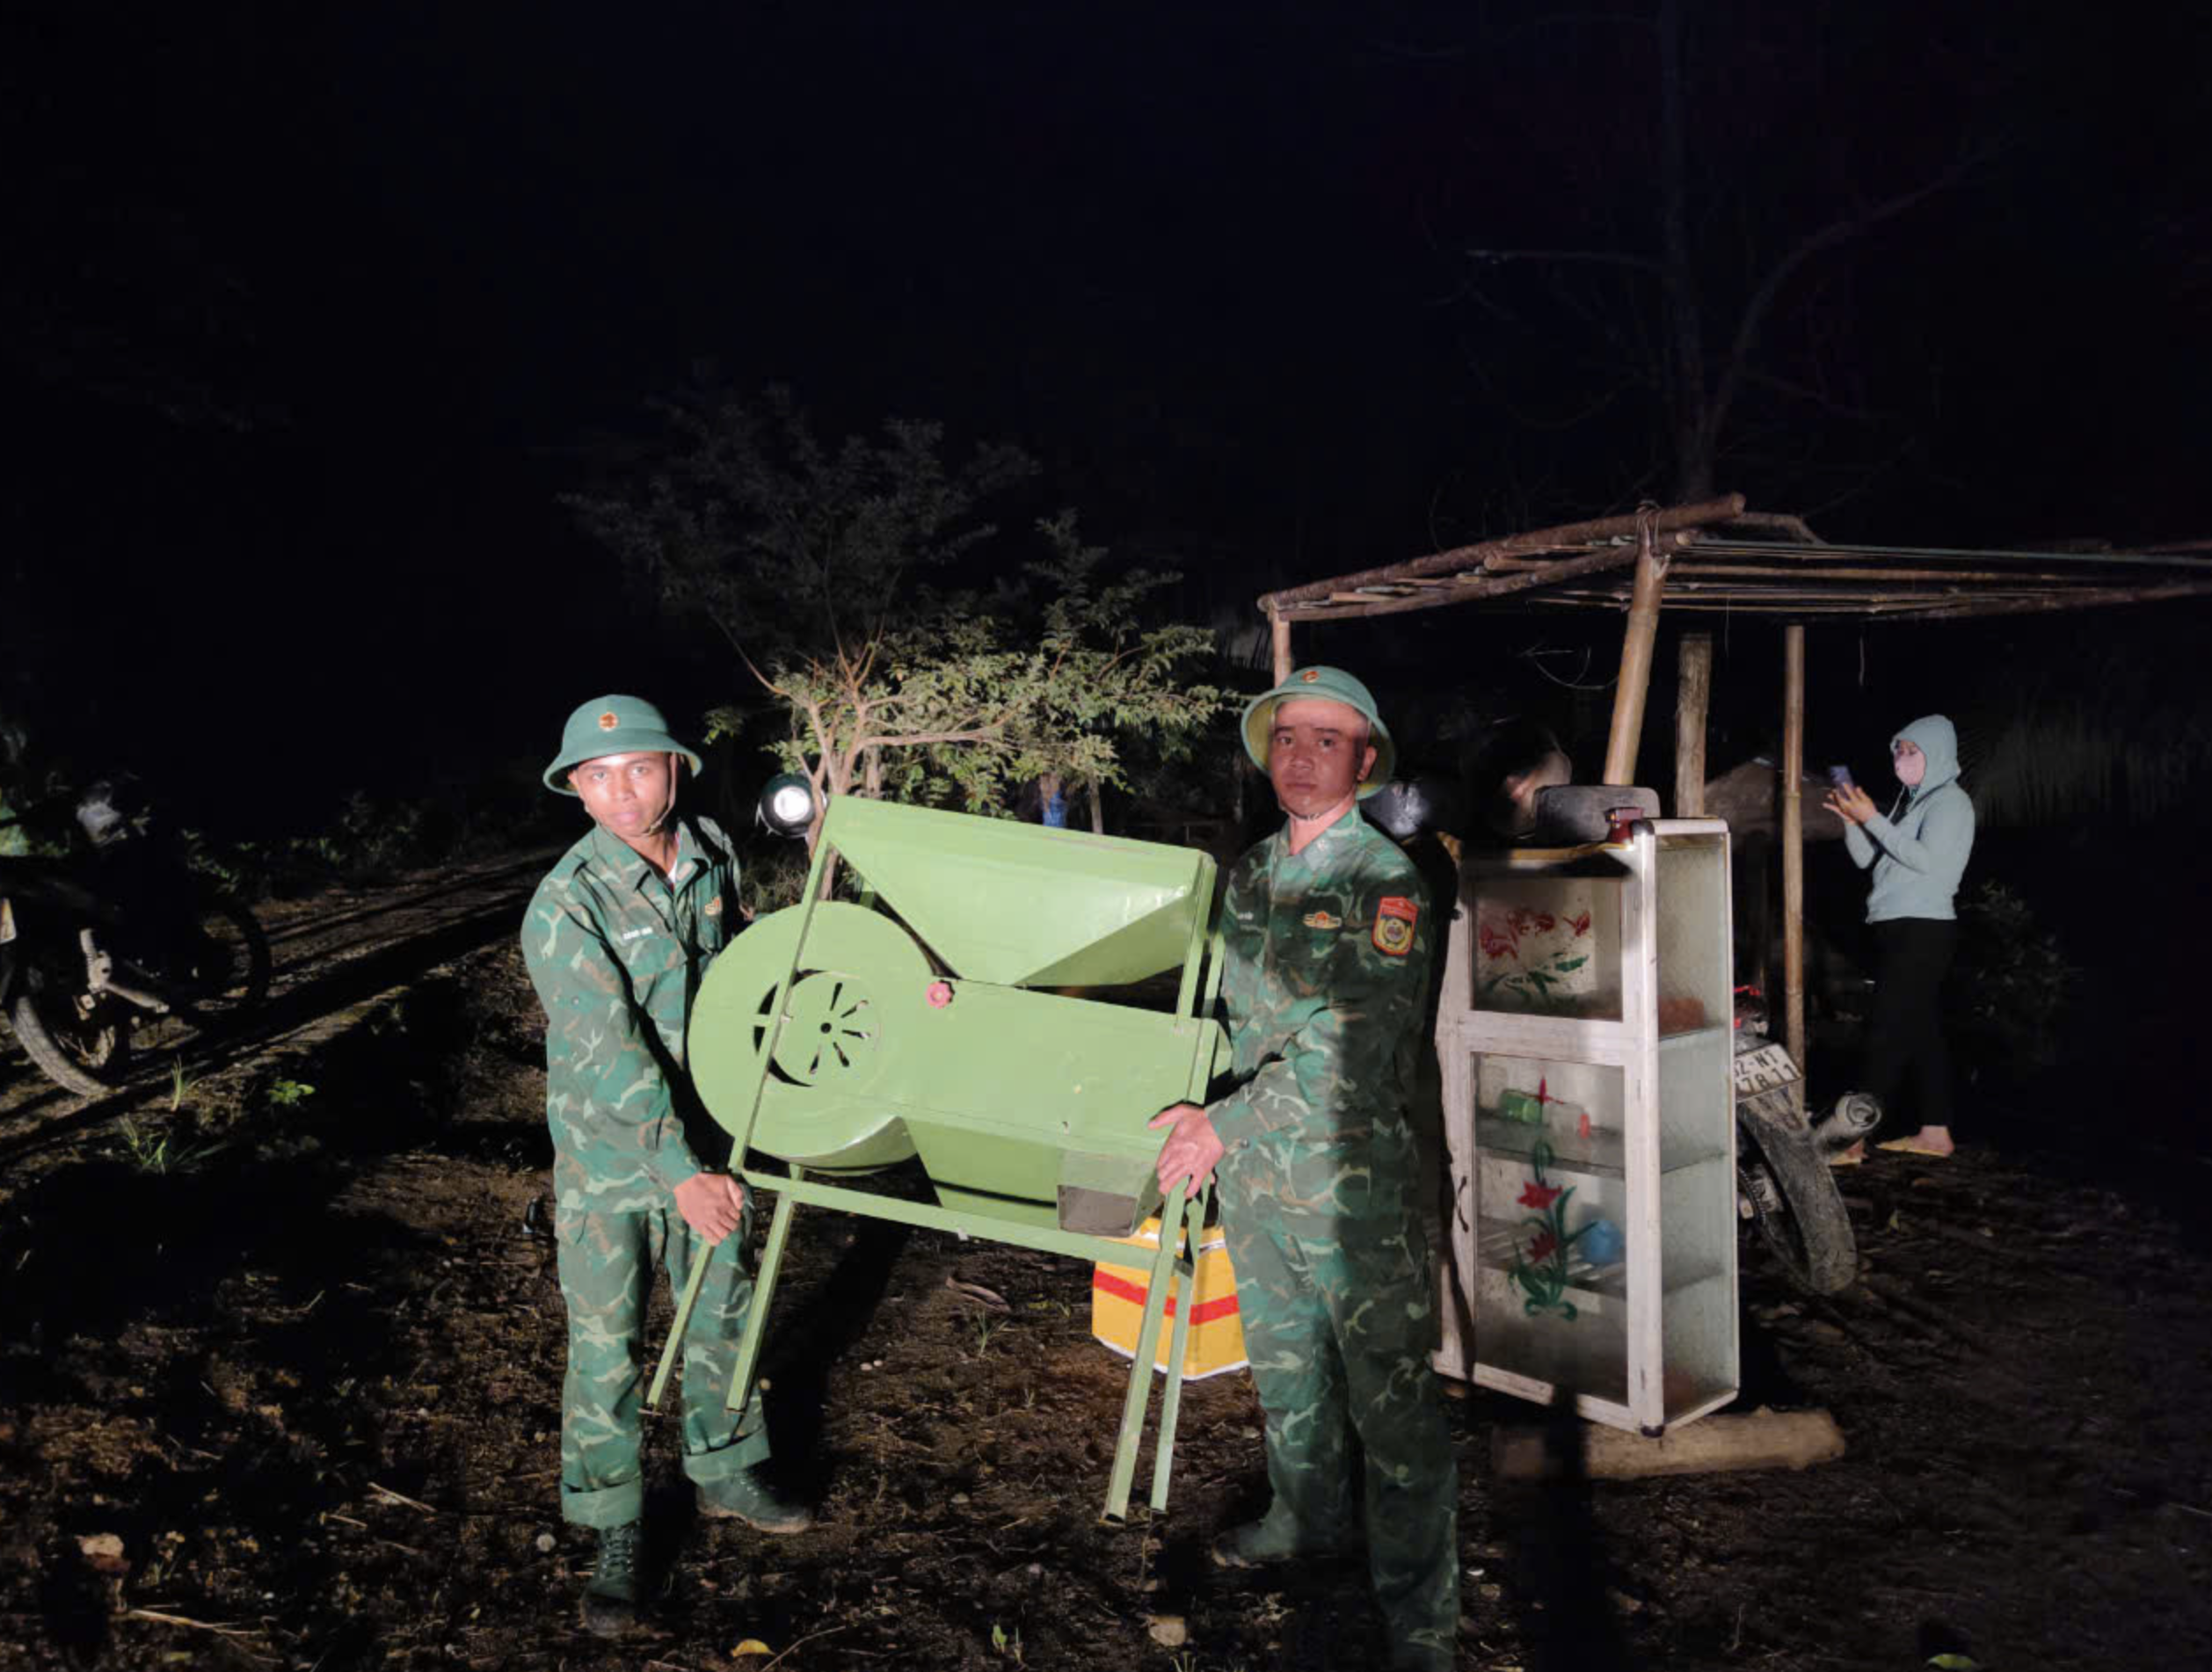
[5,1,2209,821]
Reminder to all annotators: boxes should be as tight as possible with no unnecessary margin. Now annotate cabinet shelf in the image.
[1659,1021,1729,1051]
[1473,1115,1728,1179]
[1473,1226,1729,1304]
[1449,1014,1729,1068]
[1472,1361,1742,1434]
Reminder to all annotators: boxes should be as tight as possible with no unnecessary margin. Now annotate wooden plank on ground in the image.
[1492,1407,1845,1480]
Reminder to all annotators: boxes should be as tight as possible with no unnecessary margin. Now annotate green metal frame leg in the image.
[726,1178,801,1414]
[647,1238,712,1411]
[1147,1185,1208,1513]
[1104,1179,1188,1521]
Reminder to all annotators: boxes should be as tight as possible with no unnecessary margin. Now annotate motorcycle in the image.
[0,780,270,1097]
[1730,985,1870,1294]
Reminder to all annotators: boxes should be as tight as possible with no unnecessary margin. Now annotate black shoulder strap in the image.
[688,816,736,873]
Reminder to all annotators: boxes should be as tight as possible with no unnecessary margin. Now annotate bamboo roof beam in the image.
[1685,538,2212,572]
[1669,564,2090,585]
[1274,544,1650,622]
[1833,578,2212,622]
[1257,494,1745,614]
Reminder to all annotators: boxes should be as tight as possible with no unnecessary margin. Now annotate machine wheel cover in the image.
[688,901,931,1164]
[771,970,882,1087]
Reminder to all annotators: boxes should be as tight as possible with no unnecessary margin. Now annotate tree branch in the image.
[855,725,1004,752]
[724,629,781,699]
[1459,342,1639,433]
[1739,367,1903,426]
[1703,164,1968,455]
[1466,247,1665,277]
[794,692,833,774]
[705,605,747,658]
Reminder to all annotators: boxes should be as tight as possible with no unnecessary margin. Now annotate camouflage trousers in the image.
[555,1203,769,1528]
[1223,1204,1459,1664]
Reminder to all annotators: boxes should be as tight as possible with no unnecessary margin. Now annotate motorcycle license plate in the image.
[1731,1042,1801,1096]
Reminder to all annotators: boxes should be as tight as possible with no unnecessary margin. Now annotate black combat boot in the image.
[1210,1505,1360,1568]
[578,1521,643,1637]
[697,1466,815,1534]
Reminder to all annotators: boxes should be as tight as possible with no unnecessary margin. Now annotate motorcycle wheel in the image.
[1736,1089,1858,1295]
[8,969,133,1097]
[171,895,272,1032]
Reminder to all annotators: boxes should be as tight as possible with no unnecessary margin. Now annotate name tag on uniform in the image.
[1302,910,1342,930]
[618,926,654,943]
[1373,896,1418,956]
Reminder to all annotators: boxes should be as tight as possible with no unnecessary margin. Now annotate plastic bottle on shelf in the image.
[1579,1218,1626,1265]
[1496,1087,1546,1123]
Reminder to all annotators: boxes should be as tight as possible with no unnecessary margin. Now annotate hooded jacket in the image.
[1844,714,1976,922]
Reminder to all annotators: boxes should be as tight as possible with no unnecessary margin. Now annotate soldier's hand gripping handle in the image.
[673,1170,746,1246]
[1149,1102,1226,1194]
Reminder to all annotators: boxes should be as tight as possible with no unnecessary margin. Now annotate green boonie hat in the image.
[1240,665,1395,797]
[543,694,704,796]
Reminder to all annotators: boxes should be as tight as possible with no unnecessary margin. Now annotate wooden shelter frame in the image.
[1255,493,2212,1092]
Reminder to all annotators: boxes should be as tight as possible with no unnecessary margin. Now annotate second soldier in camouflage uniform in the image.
[522,695,809,1638]
[1151,666,1458,1672]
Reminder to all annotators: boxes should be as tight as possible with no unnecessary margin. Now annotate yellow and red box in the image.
[1091,1217,1248,1380]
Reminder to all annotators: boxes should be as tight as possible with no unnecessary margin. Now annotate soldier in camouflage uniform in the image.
[1151,666,1459,1672]
[522,695,809,1638]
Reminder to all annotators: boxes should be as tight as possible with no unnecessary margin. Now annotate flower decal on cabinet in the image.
[1507,1139,1595,1320]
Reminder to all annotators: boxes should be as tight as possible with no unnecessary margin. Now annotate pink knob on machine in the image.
[926,980,954,1009]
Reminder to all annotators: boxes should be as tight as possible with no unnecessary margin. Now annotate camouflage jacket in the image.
[1208,806,1434,1225]
[521,817,739,1217]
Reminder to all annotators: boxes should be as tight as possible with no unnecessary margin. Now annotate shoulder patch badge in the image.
[1373,895,1418,956]
[1302,909,1342,930]
[703,895,723,918]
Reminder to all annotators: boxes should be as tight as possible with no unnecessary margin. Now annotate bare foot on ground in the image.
[1877,1128,1956,1158]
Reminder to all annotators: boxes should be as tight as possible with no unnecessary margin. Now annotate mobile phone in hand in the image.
[1826,765,1855,791]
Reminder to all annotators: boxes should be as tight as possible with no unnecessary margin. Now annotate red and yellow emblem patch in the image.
[597,709,620,731]
[1372,895,1418,956]
[1302,910,1342,930]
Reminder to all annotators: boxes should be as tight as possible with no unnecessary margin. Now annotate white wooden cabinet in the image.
[1431,818,1738,1435]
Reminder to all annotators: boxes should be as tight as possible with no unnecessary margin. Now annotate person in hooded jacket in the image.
[1823,715,1976,1159]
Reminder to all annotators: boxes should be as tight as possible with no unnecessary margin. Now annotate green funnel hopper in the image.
[659,794,1231,1523]
[826,798,1215,987]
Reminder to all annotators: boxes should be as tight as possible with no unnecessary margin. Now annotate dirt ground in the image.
[3,853,2208,1671]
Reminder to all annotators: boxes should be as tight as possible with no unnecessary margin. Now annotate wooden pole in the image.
[1602,512,1670,785]
[1675,631,1712,815]
[1781,623,1807,1104]
[1270,607,1292,684]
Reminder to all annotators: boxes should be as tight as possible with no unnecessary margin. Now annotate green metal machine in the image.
[647,796,1228,1521]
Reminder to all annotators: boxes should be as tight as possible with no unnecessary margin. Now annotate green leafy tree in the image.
[975,513,1222,834]
[566,387,1222,843]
